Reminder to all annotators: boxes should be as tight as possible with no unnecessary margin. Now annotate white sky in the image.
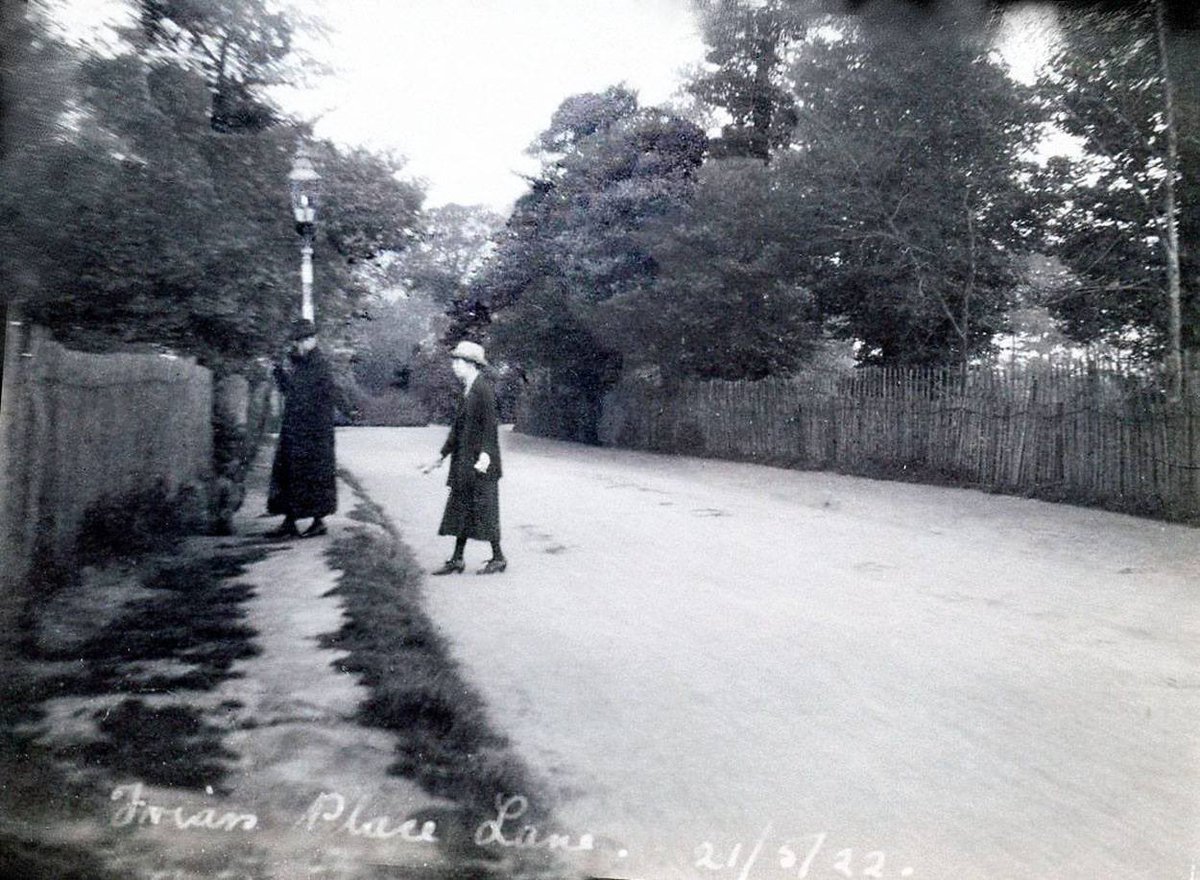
[283,0,705,209]
[46,0,1062,212]
[992,1,1061,84]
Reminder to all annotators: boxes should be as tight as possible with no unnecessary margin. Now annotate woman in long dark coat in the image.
[423,340,505,574]
[267,320,337,538]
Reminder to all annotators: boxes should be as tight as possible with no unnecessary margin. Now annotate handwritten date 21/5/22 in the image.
[694,827,916,880]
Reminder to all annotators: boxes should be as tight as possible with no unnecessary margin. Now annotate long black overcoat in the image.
[437,375,502,541]
[268,347,337,519]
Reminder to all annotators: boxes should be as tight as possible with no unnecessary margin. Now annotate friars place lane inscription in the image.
[109,784,923,878]
[110,786,596,852]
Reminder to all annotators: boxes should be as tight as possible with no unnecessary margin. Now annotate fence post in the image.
[0,309,36,658]
[1180,351,1199,518]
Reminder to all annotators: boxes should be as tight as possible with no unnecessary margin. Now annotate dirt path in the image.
[201,503,455,880]
[339,425,1200,880]
[13,478,458,880]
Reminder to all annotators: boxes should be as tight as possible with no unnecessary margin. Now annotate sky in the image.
[47,0,1058,212]
[284,0,706,209]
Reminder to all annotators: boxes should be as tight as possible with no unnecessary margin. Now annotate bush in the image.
[351,389,429,426]
[75,483,187,563]
[407,349,461,423]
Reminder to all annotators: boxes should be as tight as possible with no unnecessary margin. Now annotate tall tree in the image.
[393,203,504,305]
[687,0,810,160]
[1034,1,1198,388]
[597,157,820,381]
[0,4,421,369]
[782,10,1041,364]
[135,0,320,131]
[471,86,706,322]
[312,143,424,269]
[473,87,706,441]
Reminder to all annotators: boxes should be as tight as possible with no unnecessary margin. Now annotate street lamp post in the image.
[288,146,322,322]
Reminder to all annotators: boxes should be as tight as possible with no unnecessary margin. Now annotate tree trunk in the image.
[749,27,778,162]
[1155,0,1184,401]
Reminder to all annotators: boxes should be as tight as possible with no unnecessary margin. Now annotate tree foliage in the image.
[314,144,423,266]
[598,158,820,380]
[392,203,504,305]
[782,12,1041,364]
[470,86,706,329]
[0,3,421,370]
[135,0,319,131]
[469,2,1053,436]
[429,0,1197,451]
[347,204,500,398]
[470,86,705,440]
[687,0,810,160]
[350,295,448,394]
[1033,2,1199,359]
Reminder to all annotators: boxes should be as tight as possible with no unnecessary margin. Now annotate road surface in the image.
[338,425,1200,880]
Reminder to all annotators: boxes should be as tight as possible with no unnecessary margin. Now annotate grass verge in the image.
[0,835,126,880]
[3,536,271,878]
[325,472,555,853]
[17,544,270,792]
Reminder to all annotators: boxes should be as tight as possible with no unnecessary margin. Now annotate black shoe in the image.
[302,520,327,538]
[431,559,465,575]
[476,558,507,575]
[265,521,299,539]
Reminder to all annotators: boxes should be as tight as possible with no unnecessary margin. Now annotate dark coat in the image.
[437,375,502,541]
[268,347,337,519]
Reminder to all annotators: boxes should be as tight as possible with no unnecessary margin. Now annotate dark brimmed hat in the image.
[289,319,318,341]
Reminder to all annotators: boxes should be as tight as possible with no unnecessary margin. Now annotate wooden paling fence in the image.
[0,321,215,605]
[599,360,1200,522]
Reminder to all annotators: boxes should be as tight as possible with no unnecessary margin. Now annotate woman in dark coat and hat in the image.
[267,319,337,538]
[422,340,505,574]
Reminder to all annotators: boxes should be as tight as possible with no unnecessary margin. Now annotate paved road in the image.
[339,426,1200,880]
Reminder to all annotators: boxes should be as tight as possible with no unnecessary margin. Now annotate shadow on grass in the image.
[0,835,126,880]
[32,551,267,699]
[20,545,272,793]
[59,700,238,792]
[0,667,100,839]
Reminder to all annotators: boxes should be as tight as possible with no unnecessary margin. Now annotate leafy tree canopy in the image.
[1,2,421,370]
[135,0,324,131]
[468,85,706,328]
[1033,2,1199,359]
[597,157,821,381]
[687,0,811,160]
[781,11,1042,364]
[386,203,505,306]
[470,87,705,441]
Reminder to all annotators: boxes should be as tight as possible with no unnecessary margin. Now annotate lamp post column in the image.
[300,236,314,321]
[288,146,322,323]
